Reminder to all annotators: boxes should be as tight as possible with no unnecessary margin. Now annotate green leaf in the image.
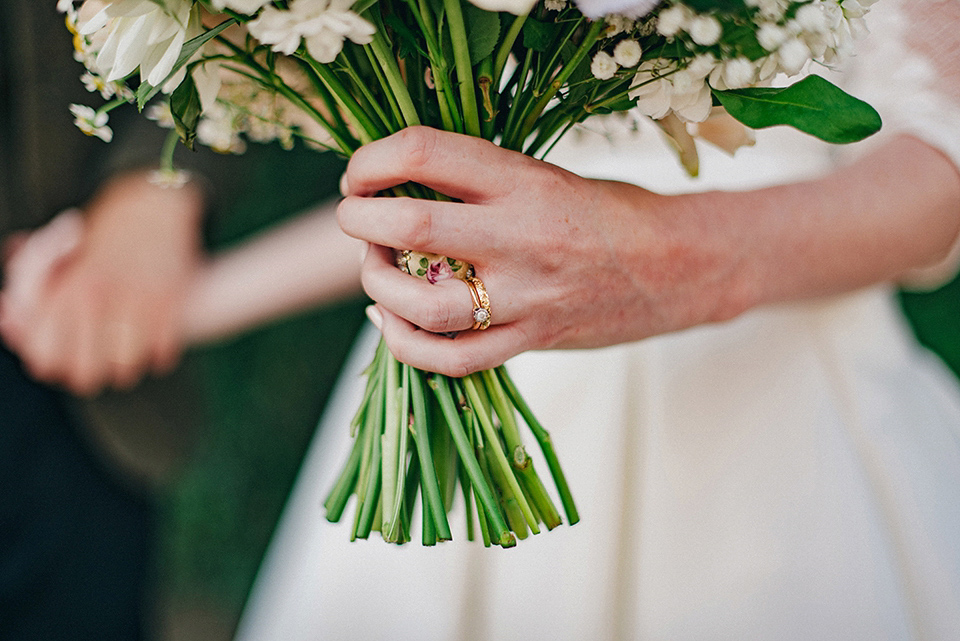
[169,74,202,150]
[713,75,882,144]
[463,5,500,65]
[136,18,236,110]
[522,17,558,53]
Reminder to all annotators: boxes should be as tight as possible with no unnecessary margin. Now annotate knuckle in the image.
[336,196,361,234]
[397,126,439,171]
[444,349,481,378]
[420,298,456,333]
[396,199,435,249]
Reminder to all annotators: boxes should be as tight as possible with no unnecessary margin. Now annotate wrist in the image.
[670,189,766,327]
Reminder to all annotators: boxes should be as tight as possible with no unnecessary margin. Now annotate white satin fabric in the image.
[235,1,960,639]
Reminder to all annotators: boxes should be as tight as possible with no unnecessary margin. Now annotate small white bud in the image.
[688,14,722,46]
[721,57,755,89]
[590,51,619,80]
[656,5,689,37]
[757,22,788,51]
[777,38,811,75]
[613,39,643,67]
[795,3,828,33]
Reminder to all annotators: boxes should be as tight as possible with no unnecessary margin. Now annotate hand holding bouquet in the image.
[61,0,881,546]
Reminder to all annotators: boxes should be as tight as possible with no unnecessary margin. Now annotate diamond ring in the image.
[465,276,492,331]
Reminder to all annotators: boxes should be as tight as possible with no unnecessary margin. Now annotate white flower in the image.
[613,39,642,67]
[712,56,754,89]
[544,0,566,11]
[756,22,788,51]
[197,104,247,154]
[777,37,811,75]
[575,0,658,20]
[590,51,619,80]
[604,15,635,37]
[656,4,690,37]
[248,0,376,63]
[69,104,113,142]
[840,0,869,19]
[686,53,716,79]
[629,62,673,119]
[468,0,537,16]
[79,0,197,88]
[795,2,828,33]
[209,0,273,14]
[145,102,176,128]
[671,80,712,122]
[745,0,789,21]
[148,169,193,189]
[688,14,722,46]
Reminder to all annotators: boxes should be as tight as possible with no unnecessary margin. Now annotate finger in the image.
[21,306,66,382]
[362,245,514,334]
[362,245,475,333]
[66,306,109,396]
[339,196,498,262]
[372,305,529,377]
[104,311,149,389]
[345,127,524,202]
[150,309,183,375]
[2,232,28,263]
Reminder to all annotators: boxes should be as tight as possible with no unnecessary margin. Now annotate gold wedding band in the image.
[465,276,492,331]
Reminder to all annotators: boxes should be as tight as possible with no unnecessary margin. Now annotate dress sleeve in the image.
[840,0,960,290]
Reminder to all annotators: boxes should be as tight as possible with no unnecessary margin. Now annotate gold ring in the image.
[465,276,491,330]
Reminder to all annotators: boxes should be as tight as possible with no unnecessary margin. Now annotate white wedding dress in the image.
[235,2,960,639]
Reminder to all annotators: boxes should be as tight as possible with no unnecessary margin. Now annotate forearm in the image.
[183,203,364,344]
[714,135,960,312]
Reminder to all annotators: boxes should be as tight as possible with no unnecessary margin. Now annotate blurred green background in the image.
[147,141,367,640]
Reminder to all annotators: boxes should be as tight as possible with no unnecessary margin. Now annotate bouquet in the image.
[61,0,881,547]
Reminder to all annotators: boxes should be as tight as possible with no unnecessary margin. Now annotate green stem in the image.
[354,417,382,539]
[480,370,562,529]
[411,0,461,132]
[380,354,401,540]
[429,376,515,547]
[410,370,453,541]
[443,0,481,137]
[497,366,579,525]
[494,13,527,81]
[322,431,364,522]
[463,376,539,533]
[369,29,421,128]
[515,19,604,148]
[159,129,179,173]
[386,366,412,540]
[301,55,384,144]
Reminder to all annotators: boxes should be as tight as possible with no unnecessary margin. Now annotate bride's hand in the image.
[338,126,757,376]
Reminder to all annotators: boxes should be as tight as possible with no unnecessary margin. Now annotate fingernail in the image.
[339,172,350,197]
[365,304,383,330]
